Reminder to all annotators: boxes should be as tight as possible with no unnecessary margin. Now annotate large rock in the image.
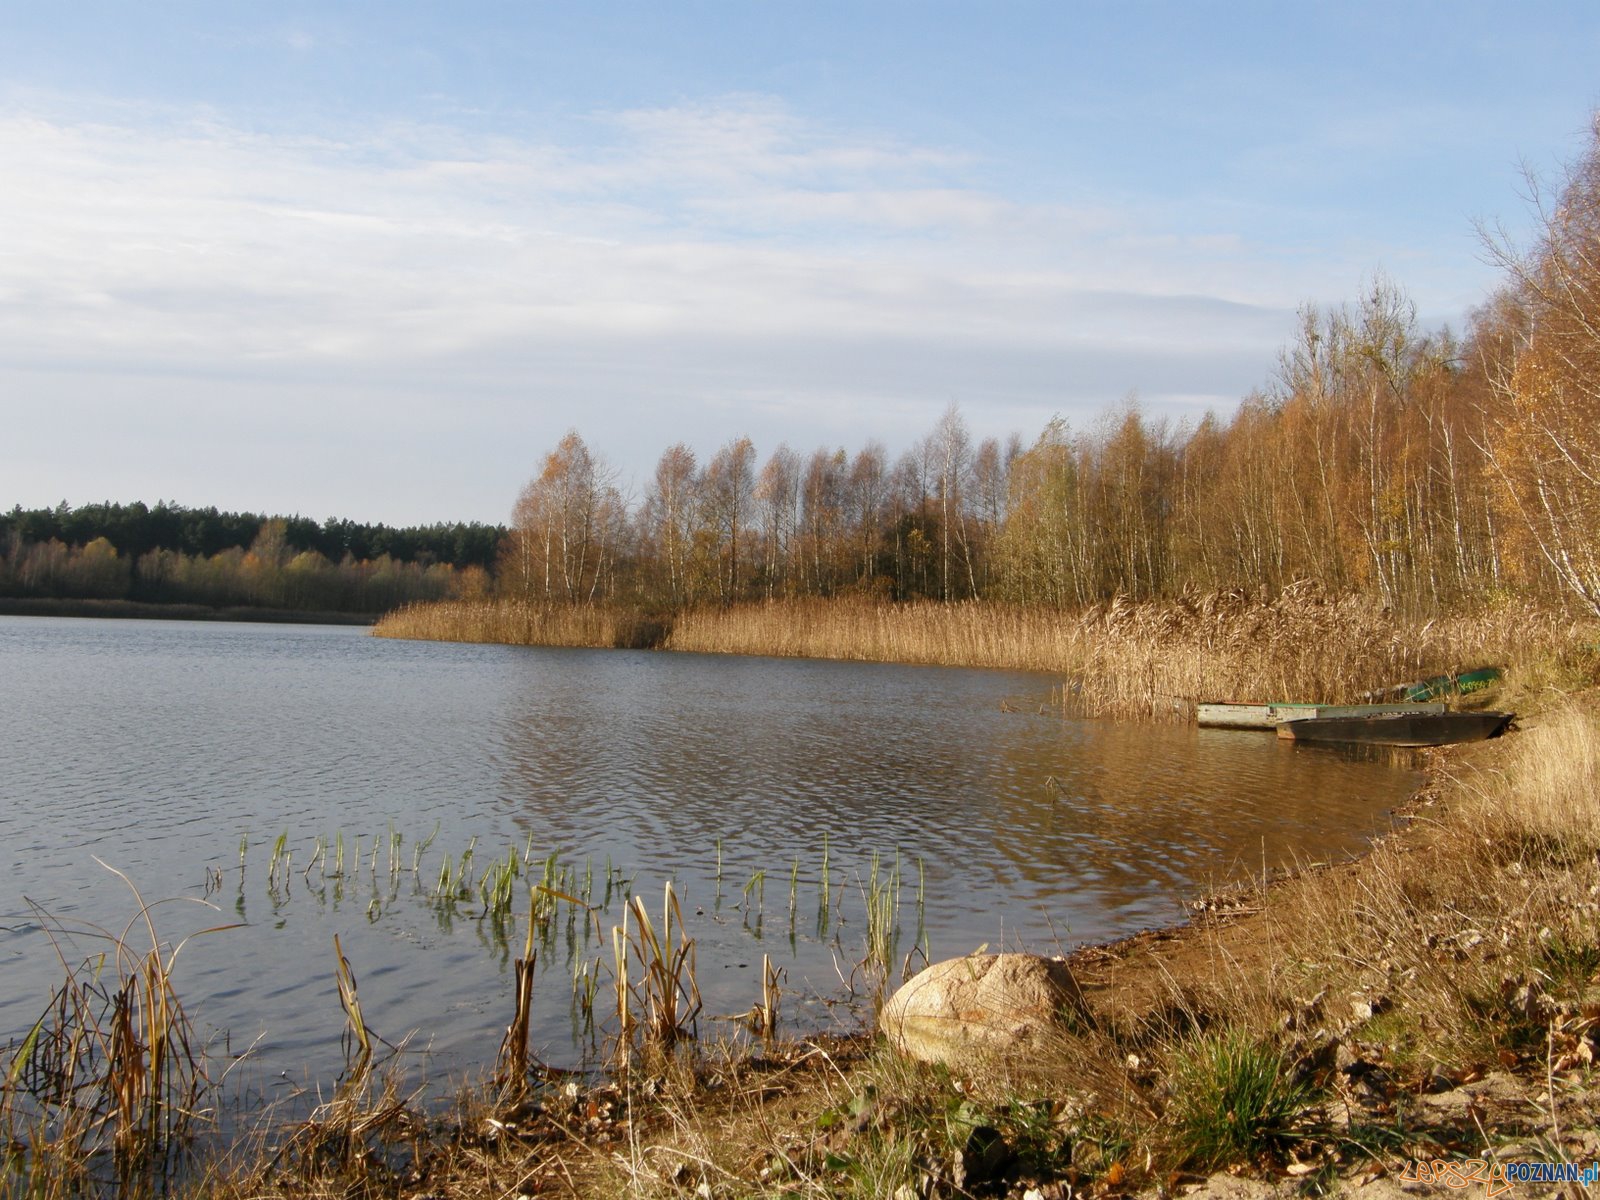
[880,953,1085,1067]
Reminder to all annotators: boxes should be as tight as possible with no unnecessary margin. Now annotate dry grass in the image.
[595,1012,1150,1198]
[1474,700,1600,852]
[374,600,670,650]
[1264,695,1600,1061]
[376,586,1581,718]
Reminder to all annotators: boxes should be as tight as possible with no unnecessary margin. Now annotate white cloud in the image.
[0,91,1449,522]
[0,96,1293,354]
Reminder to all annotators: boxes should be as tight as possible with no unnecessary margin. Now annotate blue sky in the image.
[2,3,1598,527]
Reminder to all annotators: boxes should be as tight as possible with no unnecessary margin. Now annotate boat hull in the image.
[1277,710,1514,747]
[1197,701,1445,730]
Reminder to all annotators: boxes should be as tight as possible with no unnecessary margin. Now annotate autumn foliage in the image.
[462,119,1600,624]
[1476,113,1600,616]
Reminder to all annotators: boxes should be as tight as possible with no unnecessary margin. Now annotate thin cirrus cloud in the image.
[0,91,1352,522]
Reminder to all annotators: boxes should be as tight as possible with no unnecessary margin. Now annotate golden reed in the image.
[373,599,632,649]
[374,586,1578,720]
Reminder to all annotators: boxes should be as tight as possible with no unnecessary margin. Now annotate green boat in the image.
[1401,667,1501,702]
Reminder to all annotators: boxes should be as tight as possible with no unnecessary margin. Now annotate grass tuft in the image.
[1165,1029,1319,1171]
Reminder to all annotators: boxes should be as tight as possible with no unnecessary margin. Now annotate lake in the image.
[0,615,1418,1105]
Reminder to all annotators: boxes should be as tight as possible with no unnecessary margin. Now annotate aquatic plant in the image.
[750,953,783,1039]
[861,850,902,1004]
[0,865,236,1191]
[741,868,765,914]
[331,934,372,1087]
[610,881,701,1064]
[495,892,539,1098]
[477,845,522,919]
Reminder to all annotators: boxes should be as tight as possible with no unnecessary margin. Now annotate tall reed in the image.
[860,851,901,1008]
[374,600,669,649]
[376,589,1579,719]
[331,934,372,1087]
[495,891,539,1098]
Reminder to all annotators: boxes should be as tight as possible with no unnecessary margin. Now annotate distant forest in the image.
[0,501,504,615]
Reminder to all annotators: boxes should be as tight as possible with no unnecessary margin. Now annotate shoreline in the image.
[372,595,1570,722]
[395,687,1599,1198]
[555,705,1597,1198]
[0,596,377,624]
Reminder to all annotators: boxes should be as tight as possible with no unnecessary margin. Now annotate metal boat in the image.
[1276,710,1515,747]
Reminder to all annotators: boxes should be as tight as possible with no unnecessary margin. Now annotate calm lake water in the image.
[0,615,1419,1102]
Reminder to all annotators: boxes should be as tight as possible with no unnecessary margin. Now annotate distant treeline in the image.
[0,501,503,569]
[488,279,1535,615]
[0,502,504,616]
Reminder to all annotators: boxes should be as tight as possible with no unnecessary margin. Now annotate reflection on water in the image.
[0,616,1419,1097]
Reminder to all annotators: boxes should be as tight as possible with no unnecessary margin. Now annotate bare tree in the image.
[702,437,757,603]
[511,430,623,605]
[846,441,889,590]
[756,445,801,598]
[931,404,975,600]
[641,443,701,606]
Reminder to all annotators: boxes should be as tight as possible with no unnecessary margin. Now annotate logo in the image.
[1398,1158,1600,1196]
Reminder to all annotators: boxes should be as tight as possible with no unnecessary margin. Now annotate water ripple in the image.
[0,616,1418,1093]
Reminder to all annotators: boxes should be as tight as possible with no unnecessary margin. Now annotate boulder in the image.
[879,953,1085,1068]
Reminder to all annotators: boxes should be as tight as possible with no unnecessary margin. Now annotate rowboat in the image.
[1276,710,1515,747]
[1196,701,1445,730]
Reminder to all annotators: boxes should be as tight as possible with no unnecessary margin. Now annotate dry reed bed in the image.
[376,588,1579,718]
[373,599,628,648]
